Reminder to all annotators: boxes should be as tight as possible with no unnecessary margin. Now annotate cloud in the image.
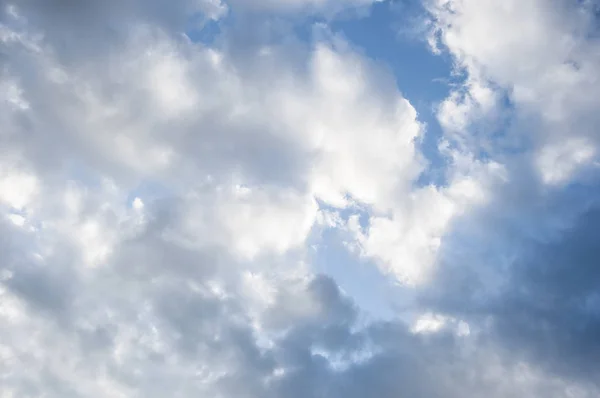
[420,202,600,386]
[3,0,447,286]
[426,0,600,183]
[417,0,600,390]
[1,0,600,397]
[226,0,380,16]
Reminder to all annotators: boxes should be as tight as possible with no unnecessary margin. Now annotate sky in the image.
[1,0,600,396]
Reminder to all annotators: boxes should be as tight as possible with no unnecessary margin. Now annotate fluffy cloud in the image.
[2,0,457,286]
[1,0,600,397]
[419,0,600,389]
[427,0,600,182]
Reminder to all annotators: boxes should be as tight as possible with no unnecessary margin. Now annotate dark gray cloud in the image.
[420,183,600,387]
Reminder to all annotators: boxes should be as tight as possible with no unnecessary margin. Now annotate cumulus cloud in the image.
[1,0,600,397]
[427,0,600,180]
[418,0,600,389]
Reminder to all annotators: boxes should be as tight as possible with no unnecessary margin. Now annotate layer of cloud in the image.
[1,0,600,397]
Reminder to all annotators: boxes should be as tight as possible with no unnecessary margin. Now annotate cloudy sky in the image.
[1,0,600,396]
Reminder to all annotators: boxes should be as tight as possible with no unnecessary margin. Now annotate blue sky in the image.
[1,0,600,397]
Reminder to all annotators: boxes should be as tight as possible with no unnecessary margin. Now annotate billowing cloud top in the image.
[1,0,600,396]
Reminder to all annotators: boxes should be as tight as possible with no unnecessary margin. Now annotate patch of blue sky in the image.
[125,179,174,209]
[309,202,416,321]
[186,18,222,45]
[64,159,104,190]
[310,227,415,321]
[62,159,172,210]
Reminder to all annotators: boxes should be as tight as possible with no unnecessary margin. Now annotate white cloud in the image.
[276,40,424,210]
[352,186,456,284]
[1,0,599,396]
[421,1,600,286]
[0,165,38,210]
[427,0,600,184]
[2,1,443,285]
[536,138,596,185]
[0,1,440,291]
[411,312,449,333]
[132,197,145,210]
[410,312,471,336]
[6,212,26,227]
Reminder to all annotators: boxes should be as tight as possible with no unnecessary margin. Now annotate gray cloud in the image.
[422,202,600,385]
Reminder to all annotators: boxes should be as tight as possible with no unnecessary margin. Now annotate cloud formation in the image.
[1,0,600,397]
